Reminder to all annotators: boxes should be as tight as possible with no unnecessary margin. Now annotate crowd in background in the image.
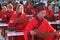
[0,0,60,40]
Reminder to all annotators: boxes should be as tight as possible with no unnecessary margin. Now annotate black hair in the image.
[33,4,45,16]
[34,2,45,8]
[20,1,23,4]
[47,4,51,7]
[8,1,12,4]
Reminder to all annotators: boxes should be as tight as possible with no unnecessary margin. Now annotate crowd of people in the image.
[0,0,60,40]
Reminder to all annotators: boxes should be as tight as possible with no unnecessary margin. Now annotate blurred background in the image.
[0,0,60,40]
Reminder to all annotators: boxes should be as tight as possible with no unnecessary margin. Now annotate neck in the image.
[37,15,43,20]
[35,15,43,22]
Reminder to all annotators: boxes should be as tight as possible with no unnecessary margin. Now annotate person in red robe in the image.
[46,4,54,16]
[45,4,57,29]
[1,4,15,39]
[0,6,8,38]
[2,4,15,23]
[1,6,8,21]
[8,4,29,40]
[24,5,60,40]
[45,4,56,21]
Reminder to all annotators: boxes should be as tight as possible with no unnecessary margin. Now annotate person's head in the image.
[7,4,13,11]
[33,3,46,18]
[16,4,24,14]
[37,7,46,18]
[47,4,53,11]
[2,6,7,11]
[34,5,46,18]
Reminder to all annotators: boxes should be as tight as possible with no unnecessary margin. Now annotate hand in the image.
[30,31,36,36]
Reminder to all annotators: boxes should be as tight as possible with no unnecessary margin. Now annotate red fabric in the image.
[24,5,35,15]
[58,11,60,20]
[2,10,15,23]
[0,11,3,18]
[8,14,28,40]
[13,36,25,40]
[46,10,54,16]
[24,18,55,40]
[8,13,17,27]
[8,14,28,30]
[24,5,27,9]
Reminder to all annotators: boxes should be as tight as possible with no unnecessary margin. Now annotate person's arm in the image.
[30,19,60,39]
[33,29,60,38]
[13,14,29,24]
[24,19,37,40]
[24,21,34,40]
[18,18,29,23]
[30,20,60,39]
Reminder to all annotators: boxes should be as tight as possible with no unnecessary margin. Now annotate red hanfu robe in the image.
[2,10,15,23]
[24,18,55,40]
[1,10,15,39]
[8,13,28,40]
[45,10,56,21]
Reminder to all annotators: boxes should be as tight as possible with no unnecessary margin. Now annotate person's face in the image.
[18,5,23,13]
[48,5,53,11]
[37,10,46,18]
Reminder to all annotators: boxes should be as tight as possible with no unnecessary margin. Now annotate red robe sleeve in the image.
[8,14,27,28]
[24,18,38,40]
[33,18,55,40]
[2,11,15,23]
[20,14,27,19]
[16,14,29,30]
[8,13,17,27]
[2,11,9,23]
[24,18,55,40]
[42,19,55,40]
[2,11,8,20]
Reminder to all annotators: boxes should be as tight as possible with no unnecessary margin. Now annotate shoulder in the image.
[42,18,49,24]
[28,18,38,25]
